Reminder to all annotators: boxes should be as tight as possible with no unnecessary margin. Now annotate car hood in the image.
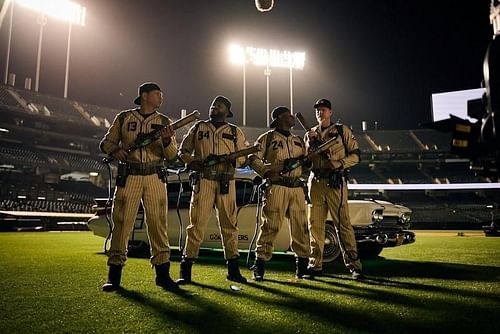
[372,199,412,216]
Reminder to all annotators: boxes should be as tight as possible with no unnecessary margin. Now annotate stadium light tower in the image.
[13,0,86,96]
[229,44,305,127]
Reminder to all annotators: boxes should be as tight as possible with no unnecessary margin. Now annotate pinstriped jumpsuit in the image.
[306,123,361,271]
[178,120,247,260]
[250,130,311,261]
[100,108,178,266]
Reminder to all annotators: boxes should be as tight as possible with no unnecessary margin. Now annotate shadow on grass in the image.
[108,259,500,334]
[115,286,249,333]
[97,246,500,332]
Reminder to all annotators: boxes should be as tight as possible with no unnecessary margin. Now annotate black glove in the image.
[328,171,343,189]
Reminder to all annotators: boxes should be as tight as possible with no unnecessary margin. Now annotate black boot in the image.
[227,258,247,283]
[155,262,178,289]
[295,257,309,279]
[251,258,265,281]
[351,269,365,280]
[303,267,323,280]
[102,264,122,292]
[176,257,193,285]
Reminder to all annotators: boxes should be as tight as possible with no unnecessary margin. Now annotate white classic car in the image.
[87,168,415,262]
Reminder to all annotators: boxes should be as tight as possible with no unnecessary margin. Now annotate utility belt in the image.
[190,171,234,195]
[126,162,165,175]
[116,161,167,187]
[265,177,310,204]
[312,168,349,189]
[270,177,304,188]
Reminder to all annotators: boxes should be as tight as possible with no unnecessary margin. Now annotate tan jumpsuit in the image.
[178,120,247,260]
[100,108,177,266]
[250,130,311,261]
[306,123,361,272]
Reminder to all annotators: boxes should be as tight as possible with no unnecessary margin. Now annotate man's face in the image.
[143,90,163,109]
[210,100,228,118]
[315,106,332,122]
[279,111,295,128]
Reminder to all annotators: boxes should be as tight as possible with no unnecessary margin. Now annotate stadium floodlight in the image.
[9,0,86,97]
[245,47,305,70]
[16,0,86,26]
[229,44,305,126]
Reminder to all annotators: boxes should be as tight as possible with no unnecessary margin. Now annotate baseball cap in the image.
[313,98,332,109]
[269,106,290,128]
[134,82,162,105]
[211,95,233,117]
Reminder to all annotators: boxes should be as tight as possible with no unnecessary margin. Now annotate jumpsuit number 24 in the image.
[271,140,283,150]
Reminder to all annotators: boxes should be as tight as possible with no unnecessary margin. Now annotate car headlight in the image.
[371,209,383,223]
[401,212,411,224]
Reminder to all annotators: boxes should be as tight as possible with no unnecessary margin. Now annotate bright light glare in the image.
[16,0,86,26]
[229,44,245,65]
[230,44,305,70]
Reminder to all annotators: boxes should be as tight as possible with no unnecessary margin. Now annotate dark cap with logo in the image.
[211,95,233,117]
[313,98,332,109]
[134,82,162,105]
[270,106,290,128]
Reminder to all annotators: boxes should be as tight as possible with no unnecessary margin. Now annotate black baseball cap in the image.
[270,106,290,128]
[134,82,161,105]
[313,98,332,109]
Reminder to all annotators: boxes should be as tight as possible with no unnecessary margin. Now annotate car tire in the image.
[358,243,383,259]
[323,222,341,263]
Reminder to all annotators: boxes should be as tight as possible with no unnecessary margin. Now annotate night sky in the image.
[0,0,493,130]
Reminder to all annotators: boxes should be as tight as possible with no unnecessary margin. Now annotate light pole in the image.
[289,65,293,113]
[63,23,72,98]
[34,13,46,92]
[242,61,246,126]
[3,1,14,85]
[264,64,271,127]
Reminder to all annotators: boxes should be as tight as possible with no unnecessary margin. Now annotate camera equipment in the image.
[423,1,500,179]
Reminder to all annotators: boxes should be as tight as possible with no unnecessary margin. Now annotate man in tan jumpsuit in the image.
[177,95,247,284]
[100,82,178,291]
[305,98,364,280]
[249,106,311,281]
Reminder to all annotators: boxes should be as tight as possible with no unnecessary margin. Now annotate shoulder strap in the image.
[336,124,348,157]
[265,130,274,149]
[192,120,202,134]
[264,130,275,161]
[229,124,238,149]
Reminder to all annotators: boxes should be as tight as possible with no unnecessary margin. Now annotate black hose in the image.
[246,180,265,269]
[334,178,358,262]
[103,160,114,254]
[167,168,186,256]
[175,171,184,255]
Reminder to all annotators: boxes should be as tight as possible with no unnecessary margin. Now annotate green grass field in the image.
[1,231,499,334]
